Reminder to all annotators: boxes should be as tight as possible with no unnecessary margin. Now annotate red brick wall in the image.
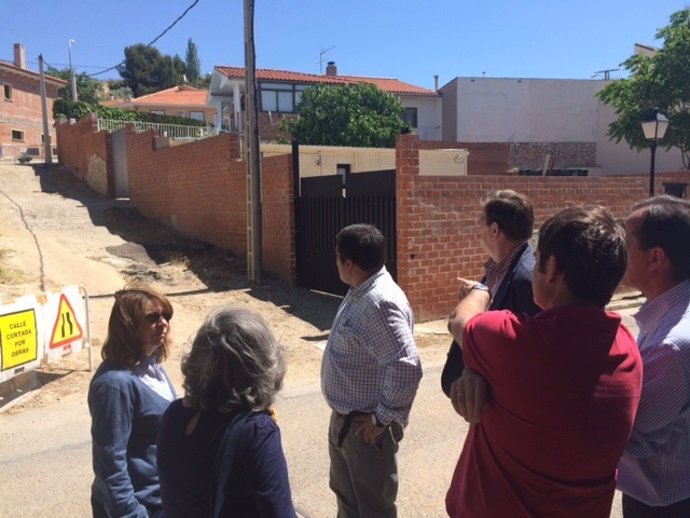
[1,71,61,159]
[262,154,296,281]
[125,131,296,282]
[396,134,690,321]
[55,114,109,179]
[127,132,247,253]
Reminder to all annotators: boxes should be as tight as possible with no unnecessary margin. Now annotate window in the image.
[175,111,185,117]
[190,111,204,122]
[11,130,24,141]
[150,110,165,116]
[403,107,418,128]
[664,183,687,198]
[3,84,12,101]
[259,82,308,113]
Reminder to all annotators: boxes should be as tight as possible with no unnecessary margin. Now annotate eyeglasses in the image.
[144,311,173,324]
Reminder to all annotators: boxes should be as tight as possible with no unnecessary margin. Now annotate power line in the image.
[88,0,200,77]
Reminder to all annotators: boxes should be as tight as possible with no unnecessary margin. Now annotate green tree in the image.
[47,67,104,104]
[280,83,408,147]
[118,44,185,97]
[597,8,690,168]
[185,38,201,84]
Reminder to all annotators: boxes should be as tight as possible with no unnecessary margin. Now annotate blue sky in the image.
[1,0,687,91]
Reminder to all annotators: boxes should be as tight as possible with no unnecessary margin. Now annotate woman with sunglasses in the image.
[89,282,177,518]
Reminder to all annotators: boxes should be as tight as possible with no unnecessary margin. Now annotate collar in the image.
[349,266,387,297]
[635,279,690,332]
[484,242,525,274]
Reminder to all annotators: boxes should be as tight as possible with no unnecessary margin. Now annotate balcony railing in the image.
[97,119,214,140]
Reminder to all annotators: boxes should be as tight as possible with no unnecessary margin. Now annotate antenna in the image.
[318,45,336,73]
[592,68,620,80]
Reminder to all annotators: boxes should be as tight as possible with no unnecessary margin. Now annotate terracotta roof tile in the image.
[215,66,437,96]
[132,85,209,106]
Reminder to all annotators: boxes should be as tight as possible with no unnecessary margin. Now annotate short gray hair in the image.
[181,306,286,413]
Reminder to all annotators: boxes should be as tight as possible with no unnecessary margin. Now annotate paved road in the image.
[0,162,636,517]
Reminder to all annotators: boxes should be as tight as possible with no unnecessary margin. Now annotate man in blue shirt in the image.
[321,223,423,518]
[618,195,690,517]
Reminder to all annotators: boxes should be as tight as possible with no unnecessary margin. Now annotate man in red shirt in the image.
[446,206,643,518]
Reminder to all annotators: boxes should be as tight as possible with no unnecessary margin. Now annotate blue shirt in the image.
[618,279,690,506]
[321,267,422,426]
[89,360,176,518]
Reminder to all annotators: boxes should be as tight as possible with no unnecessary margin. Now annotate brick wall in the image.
[396,134,690,321]
[55,114,109,181]
[1,71,61,159]
[261,154,296,281]
[125,130,296,282]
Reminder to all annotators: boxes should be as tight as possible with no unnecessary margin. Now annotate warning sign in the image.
[0,308,39,371]
[50,294,83,349]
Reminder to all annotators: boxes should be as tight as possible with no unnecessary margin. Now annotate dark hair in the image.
[101,282,173,367]
[181,306,286,413]
[631,195,690,281]
[335,224,386,274]
[537,206,627,307]
[481,190,534,242]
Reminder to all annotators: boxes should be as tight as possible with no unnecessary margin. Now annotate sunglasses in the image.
[144,311,173,324]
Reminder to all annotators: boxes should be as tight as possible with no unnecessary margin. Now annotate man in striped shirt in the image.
[322,223,423,518]
[618,195,690,517]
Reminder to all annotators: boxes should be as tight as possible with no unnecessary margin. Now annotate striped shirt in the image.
[321,267,423,426]
[483,244,524,296]
[617,279,690,506]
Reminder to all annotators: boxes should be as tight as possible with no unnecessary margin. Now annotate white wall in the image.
[440,76,688,176]
[595,100,684,174]
[442,78,603,142]
[400,94,442,141]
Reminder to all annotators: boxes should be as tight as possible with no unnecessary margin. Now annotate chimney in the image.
[434,74,439,92]
[326,61,337,77]
[13,43,26,69]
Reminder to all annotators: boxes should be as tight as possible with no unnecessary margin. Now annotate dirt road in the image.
[0,162,627,517]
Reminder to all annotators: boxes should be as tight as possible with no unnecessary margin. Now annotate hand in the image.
[353,414,386,445]
[450,368,489,425]
[456,277,479,300]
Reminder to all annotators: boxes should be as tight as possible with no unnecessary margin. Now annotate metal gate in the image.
[295,170,396,296]
[111,128,128,198]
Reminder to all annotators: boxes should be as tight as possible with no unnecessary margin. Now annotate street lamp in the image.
[68,39,78,102]
[641,108,669,196]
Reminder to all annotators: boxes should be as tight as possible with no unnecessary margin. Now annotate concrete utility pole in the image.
[68,39,78,102]
[244,0,262,283]
[38,54,53,164]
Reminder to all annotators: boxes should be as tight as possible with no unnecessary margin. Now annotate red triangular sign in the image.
[50,294,84,349]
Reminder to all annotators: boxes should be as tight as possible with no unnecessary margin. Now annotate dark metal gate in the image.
[295,170,397,296]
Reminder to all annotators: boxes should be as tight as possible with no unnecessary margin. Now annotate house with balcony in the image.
[0,43,65,160]
[103,84,217,126]
[208,61,442,141]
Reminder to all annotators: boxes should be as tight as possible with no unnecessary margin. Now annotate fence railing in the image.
[97,119,214,140]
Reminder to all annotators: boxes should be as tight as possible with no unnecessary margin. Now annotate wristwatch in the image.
[470,282,490,295]
[371,414,386,428]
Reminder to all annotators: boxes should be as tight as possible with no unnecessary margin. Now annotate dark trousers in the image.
[623,493,690,518]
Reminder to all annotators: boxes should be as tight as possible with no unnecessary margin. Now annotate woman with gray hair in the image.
[157,306,296,518]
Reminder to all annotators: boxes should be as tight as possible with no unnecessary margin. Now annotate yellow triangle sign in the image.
[50,294,83,349]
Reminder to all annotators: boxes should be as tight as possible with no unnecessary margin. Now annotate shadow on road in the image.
[31,164,341,331]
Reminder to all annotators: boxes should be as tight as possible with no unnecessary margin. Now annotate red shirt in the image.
[446,307,642,518]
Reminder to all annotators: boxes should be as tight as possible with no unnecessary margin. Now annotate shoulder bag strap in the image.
[211,410,253,518]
